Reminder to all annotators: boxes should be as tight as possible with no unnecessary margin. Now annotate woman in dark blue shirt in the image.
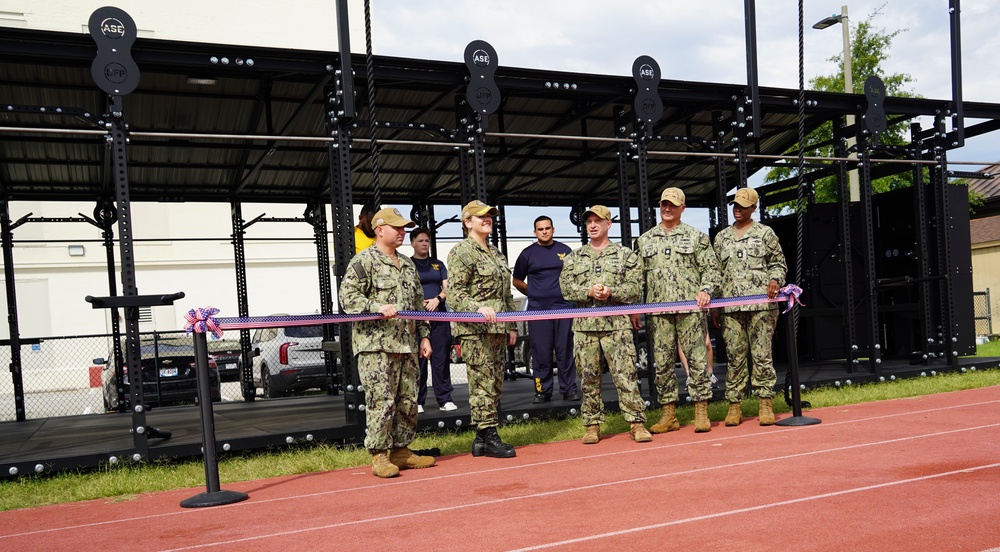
[410,228,457,413]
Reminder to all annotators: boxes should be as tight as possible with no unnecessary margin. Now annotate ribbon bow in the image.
[780,284,805,313]
[184,307,223,339]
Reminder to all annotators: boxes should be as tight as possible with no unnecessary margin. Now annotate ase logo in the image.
[100,17,127,39]
[472,49,491,67]
[638,63,655,80]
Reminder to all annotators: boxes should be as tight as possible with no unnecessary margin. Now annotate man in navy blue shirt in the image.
[410,228,457,413]
[513,216,580,402]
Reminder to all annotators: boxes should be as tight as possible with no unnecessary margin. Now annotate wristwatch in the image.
[436,294,444,302]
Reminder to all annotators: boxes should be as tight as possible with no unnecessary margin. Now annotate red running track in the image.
[2,386,999,551]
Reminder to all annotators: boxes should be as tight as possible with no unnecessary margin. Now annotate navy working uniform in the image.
[714,186,787,427]
[413,256,455,408]
[513,241,579,401]
[339,207,435,477]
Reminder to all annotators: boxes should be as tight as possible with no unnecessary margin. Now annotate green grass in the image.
[976,338,1000,358]
[2,360,999,513]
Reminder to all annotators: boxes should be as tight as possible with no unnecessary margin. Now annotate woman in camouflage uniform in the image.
[447,200,518,458]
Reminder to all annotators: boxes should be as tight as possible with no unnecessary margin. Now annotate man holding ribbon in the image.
[713,187,787,426]
[340,207,435,478]
[635,187,720,434]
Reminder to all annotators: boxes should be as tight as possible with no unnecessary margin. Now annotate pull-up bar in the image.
[0,125,994,166]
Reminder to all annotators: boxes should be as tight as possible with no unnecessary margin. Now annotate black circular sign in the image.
[88,7,140,95]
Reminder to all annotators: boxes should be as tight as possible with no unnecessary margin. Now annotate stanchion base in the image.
[775,416,822,427]
[180,489,248,508]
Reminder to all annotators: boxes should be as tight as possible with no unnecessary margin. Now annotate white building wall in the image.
[0,200,337,338]
[972,241,1000,337]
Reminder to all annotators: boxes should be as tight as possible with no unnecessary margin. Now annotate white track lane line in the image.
[3,397,998,542]
[507,461,1000,552]
[155,422,1000,551]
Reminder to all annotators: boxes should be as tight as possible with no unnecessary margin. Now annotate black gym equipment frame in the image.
[0,1,995,478]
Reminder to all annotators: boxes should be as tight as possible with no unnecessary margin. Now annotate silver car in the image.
[250,322,337,398]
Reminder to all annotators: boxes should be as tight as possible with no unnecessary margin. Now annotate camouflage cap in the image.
[583,205,612,221]
[461,200,498,220]
[660,187,685,206]
[372,207,416,228]
[729,187,759,207]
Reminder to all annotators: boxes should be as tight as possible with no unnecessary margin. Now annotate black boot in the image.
[471,427,516,458]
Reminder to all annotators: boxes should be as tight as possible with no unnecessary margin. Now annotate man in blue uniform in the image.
[513,216,580,402]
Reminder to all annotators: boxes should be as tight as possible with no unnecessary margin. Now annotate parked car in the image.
[250,321,338,398]
[97,339,221,411]
[207,339,242,383]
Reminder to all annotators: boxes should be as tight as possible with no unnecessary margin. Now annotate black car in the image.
[98,340,221,411]
[207,339,242,383]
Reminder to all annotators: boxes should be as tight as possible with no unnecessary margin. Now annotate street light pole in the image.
[814,5,859,202]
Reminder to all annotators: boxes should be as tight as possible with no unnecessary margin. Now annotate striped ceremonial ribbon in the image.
[205,285,803,332]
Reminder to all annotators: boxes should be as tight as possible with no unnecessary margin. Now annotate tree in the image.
[764,3,919,208]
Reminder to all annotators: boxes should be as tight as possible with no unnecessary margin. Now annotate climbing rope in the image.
[363,0,383,208]
[794,0,806,335]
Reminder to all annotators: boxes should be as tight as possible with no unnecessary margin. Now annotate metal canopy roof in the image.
[2,26,999,210]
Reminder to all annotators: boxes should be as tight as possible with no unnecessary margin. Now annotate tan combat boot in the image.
[389,447,436,470]
[724,402,743,426]
[694,401,711,433]
[759,397,775,426]
[649,404,680,433]
[582,425,601,445]
[371,450,400,478]
[630,422,652,443]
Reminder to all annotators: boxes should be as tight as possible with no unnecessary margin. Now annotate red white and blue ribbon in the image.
[205,285,805,332]
[184,307,223,339]
[780,283,805,313]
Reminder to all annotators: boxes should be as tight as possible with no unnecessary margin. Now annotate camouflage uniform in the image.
[447,236,516,429]
[340,247,430,452]
[559,242,646,426]
[637,222,720,404]
[713,222,787,401]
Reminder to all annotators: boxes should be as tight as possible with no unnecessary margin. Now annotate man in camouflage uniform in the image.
[713,187,786,426]
[340,207,435,478]
[635,187,720,434]
[447,200,519,458]
[559,205,651,445]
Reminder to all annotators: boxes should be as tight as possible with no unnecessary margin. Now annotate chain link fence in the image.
[0,330,247,422]
[1,333,111,421]
[974,289,992,338]
[1,327,492,422]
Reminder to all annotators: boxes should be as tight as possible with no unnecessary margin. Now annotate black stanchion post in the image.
[776,306,821,426]
[180,330,248,508]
